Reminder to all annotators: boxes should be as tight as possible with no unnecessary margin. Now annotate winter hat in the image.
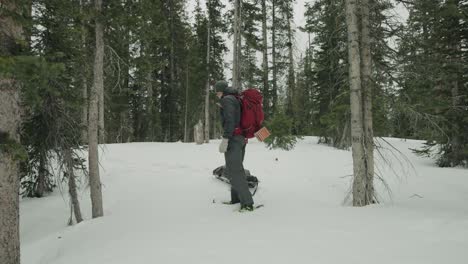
[214,80,229,93]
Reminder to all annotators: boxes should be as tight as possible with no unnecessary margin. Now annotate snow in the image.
[21,137,468,264]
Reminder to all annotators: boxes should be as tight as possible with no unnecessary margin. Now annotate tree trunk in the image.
[184,62,189,143]
[89,0,104,218]
[345,0,366,207]
[35,154,46,197]
[205,1,211,143]
[194,120,204,144]
[65,148,83,224]
[261,0,270,119]
[271,0,278,113]
[145,63,154,141]
[286,9,295,119]
[360,0,375,203]
[169,1,176,141]
[97,0,104,144]
[232,0,242,90]
[80,0,88,145]
[0,2,22,263]
[448,0,462,165]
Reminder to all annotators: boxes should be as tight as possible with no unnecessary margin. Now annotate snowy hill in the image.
[20,137,468,264]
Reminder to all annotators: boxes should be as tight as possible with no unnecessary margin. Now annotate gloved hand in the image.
[219,138,229,153]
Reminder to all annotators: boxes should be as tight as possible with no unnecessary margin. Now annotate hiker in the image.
[215,80,254,212]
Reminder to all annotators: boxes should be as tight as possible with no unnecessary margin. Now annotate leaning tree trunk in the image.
[345,0,367,207]
[0,2,23,263]
[360,0,375,204]
[205,1,211,143]
[89,0,104,218]
[232,0,242,90]
[261,0,270,119]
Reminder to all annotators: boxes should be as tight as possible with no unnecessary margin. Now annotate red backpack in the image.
[236,88,264,138]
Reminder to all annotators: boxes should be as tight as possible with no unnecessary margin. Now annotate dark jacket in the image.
[220,87,241,139]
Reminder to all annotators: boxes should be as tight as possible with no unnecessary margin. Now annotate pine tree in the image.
[396,0,468,167]
[344,0,377,206]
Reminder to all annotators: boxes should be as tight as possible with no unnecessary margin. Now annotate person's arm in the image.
[221,96,236,139]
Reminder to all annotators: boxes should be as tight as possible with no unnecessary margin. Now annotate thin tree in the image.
[89,0,104,218]
[345,0,368,206]
[0,1,22,262]
[271,0,278,112]
[261,0,270,118]
[65,148,83,224]
[80,0,89,145]
[232,0,242,90]
[205,0,212,143]
[360,0,375,203]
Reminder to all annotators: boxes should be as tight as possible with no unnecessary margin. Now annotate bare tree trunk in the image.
[360,0,375,203]
[0,83,21,264]
[261,0,270,118]
[0,2,22,262]
[80,0,88,145]
[146,66,154,141]
[35,154,46,197]
[205,0,211,143]
[286,9,295,118]
[271,0,278,113]
[97,0,104,144]
[89,0,104,218]
[194,120,204,144]
[65,148,83,224]
[232,0,242,90]
[169,1,176,141]
[184,62,189,143]
[345,0,366,207]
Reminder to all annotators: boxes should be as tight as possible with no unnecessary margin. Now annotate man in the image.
[215,80,254,212]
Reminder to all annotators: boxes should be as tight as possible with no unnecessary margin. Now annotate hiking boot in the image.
[239,204,254,212]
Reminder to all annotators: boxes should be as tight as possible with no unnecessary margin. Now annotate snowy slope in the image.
[20,137,468,264]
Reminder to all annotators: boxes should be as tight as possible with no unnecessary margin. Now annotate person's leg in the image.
[225,136,253,206]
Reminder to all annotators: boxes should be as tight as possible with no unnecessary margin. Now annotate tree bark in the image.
[89,0,104,218]
[205,0,211,143]
[345,0,367,207]
[261,0,270,119]
[80,0,88,145]
[0,2,22,263]
[232,0,242,90]
[184,62,189,143]
[65,148,83,224]
[360,0,375,204]
[271,0,278,113]
[286,8,295,119]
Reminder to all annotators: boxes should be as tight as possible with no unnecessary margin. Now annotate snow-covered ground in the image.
[21,137,468,264]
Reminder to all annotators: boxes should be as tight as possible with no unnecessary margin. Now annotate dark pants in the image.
[225,135,253,206]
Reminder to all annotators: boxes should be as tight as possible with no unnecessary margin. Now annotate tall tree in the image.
[204,0,212,143]
[360,0,375,204]
[396,0,468,167]
[345,0,374,206]
[89,0,104,218]
[0,1,23,262]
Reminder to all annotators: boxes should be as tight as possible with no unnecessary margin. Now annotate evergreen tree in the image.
[396,0,468,167]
